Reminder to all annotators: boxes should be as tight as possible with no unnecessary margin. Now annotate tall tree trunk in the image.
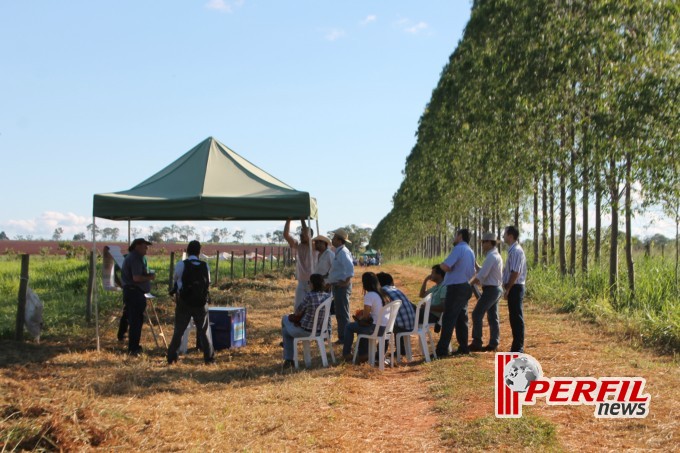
[581,134,589,273]
[550,172,556,265]
[625,152,635,300]
[569,142,577,276]
[496,206,501,253]
[514,191,520,228]
[533,176,539,267]
[608,155,619,304]
[560,172,567,276]
[595,176,602,265]
[541,172,548,266]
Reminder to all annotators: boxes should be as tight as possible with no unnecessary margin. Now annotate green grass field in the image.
[0,254,291,340]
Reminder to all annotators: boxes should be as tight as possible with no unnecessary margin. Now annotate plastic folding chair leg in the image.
[303,341,312,367]
[395,334,403,362]
[404,337,413,362]
[378,340,385,371]
[368,340,376,367]
[294,339,301,369]
[418,332,430,362]
[389,334,396,368]
[317,338,328,367]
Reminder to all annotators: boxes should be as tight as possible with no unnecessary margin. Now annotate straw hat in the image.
[312,235,331,245]
[481,232,498,243]
[332,228,352,244]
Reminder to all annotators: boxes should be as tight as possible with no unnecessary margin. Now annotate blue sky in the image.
[0,1,674,243]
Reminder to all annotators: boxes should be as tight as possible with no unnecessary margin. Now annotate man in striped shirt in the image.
[469,232,503,352]
[502,226,528,353]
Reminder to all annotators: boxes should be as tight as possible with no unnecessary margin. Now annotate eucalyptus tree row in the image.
[370,0,679,299]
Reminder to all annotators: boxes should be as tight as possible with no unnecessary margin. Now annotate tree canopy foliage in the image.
[371,0,679,292]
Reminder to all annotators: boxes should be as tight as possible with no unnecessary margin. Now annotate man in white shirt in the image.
[502,225,528,353]
[284,219,315,310]
[312,235,334,278]
[469,233,503,352]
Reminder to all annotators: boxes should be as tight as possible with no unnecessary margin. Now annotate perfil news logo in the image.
[495,353,651,419]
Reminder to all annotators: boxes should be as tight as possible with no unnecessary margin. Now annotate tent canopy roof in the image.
[93,137,317,221]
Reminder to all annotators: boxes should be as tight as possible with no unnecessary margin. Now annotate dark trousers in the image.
[507,284,525,353]
[471,286,502,348]
[342,322,385,357]
[333,284,352,342]
[117,302,128,341]
[167,300,215,363]
[436,283,472,356]
[123,288,147,353]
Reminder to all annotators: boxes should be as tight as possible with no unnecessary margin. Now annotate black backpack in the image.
[179,259,210,306]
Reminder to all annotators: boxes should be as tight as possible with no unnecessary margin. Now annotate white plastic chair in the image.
[396,295,437,363]
[293,296,335,369]
[353,300,402,371]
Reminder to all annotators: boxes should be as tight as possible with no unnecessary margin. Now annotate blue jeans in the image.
[123,288,147,353]
[281,316,314,361]
[471,286,502,348]
[333,284,352,342]
[436,283,472,356]
[342,322,385,357]
[507,284,525,352]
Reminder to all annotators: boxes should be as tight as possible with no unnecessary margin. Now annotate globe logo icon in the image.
[504,355,542,393]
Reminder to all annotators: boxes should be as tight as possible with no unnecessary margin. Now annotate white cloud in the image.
[205,0,243,13]
[324,28,345,42]
[360,15,376,26]
[393,18,429,35]
[405,21,428,34]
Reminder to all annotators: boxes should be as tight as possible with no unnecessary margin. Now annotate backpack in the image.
[179,259,210,306]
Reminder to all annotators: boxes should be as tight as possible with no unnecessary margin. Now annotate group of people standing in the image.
[121,219,527,367]
[280,223,527,367]
[434,226,527,357]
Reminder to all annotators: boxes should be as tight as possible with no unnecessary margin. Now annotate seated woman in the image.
[342,272,391,362]
[280,273,331,368]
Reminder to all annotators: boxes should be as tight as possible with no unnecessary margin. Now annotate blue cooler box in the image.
[209,307,247,350]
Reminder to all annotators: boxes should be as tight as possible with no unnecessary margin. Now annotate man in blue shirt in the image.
[436,228,476,357]
[327,228,354,343]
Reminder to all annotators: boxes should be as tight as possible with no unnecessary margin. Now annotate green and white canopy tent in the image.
[94,136,317,221]
[91,136,318,350]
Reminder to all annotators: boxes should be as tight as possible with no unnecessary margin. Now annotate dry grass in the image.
[1,264,679,451]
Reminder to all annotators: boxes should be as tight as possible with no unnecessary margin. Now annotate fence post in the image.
[214,249,220,286]
[15,254,30,340]
[231,252,234,279]
[169,252,175,292]
[262,246,266,272]
[270,247,273,270]
[277,246,281,269]
[243,250,246,278]
[86,251,95,323]
[254,248,258,276]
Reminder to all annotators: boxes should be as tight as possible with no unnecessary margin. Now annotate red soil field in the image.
[0,240,287,257]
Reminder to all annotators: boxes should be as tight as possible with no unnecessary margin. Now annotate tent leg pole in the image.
[93,215,100,353]
[128,219,131,244]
